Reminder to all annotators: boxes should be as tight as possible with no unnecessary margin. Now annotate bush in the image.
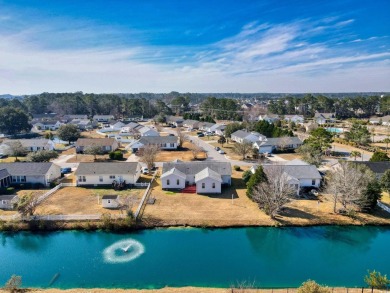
[4,275,22,293]
[242,170,252,183]
[109,151,124,160]
[233,165,241,171]
[297,280,330,293]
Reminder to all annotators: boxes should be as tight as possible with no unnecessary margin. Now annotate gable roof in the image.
[285,159,309,166]
[161,167,186,179]
[263,164,322,180]
[75,138,116,147]
[138,136,178,145]
[0,194,18,201]
[195,167,223,183]
[162,161,231,176]
[4,139,52,148]
[102,195,119,200]
[0,162,57,176]
[75,162,140,175]
[314,112,336,119]
[0,169,10,180]
[257,137,302,147]
[231,130,250,139]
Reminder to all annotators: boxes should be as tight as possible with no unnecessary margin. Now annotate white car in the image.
[142,167,149,174]
[218,149,225,154]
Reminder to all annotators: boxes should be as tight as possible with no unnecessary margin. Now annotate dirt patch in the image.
[156,141,206,162]
[276,153,302,160]
[209,141,243,160]
[35,187,143,216]
[66,154,111,163]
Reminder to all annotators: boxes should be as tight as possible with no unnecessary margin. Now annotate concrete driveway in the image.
[52,155,79,170]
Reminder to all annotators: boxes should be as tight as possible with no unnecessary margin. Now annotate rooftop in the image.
[75,162,140,175]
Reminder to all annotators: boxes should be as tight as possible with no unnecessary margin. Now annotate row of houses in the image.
[230,130,303,154]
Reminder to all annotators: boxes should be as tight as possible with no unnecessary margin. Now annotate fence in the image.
[228,288,388,293]
[25,214,103,221]
[133,182,150,188]
[0,214,20,221]
[134,174,156,219]
[377,201,390,213]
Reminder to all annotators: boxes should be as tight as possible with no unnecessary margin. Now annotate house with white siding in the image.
[198,122,215,132]
[214,124,226,136]
[167,116,184,127]
[102,195,120,208]
[0,195,19,210]
[137,126,159,137]
[75,162,141,186]
[75,138,119,153]
[253,137,302,154]
[231,130,266,144]
[1,139,55,153]
[127,136,178,152]
[314,112,336,124]
[258,114,280,123]
[252,162,322,196]
[284,115,304,124]
[161,161,231,194]
[93,115,115,122]
[69,119,97,130]
[0,162,61,187]
[183,120,200,130]
[33,120,63,131]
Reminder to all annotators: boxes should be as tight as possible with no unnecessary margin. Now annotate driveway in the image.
[52,155,79,170]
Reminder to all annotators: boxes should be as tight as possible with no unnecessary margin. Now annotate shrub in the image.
[233,165,241,171]
[109,151,124,160]
[297,280,330,293]
[4,275,22,293]
[242,170,252,183]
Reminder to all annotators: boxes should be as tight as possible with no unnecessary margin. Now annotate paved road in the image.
[331,144,372,161]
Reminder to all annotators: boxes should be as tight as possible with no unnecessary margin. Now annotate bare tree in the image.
[176,128,188,148]
[190,143,204,160]
[326,161,374,213]
[140,144,160,170]
[84,145,105,160]
[251,165,294,219]
[5,141,27,160]
[16,192,40,217]
[278,135,291,152]
[232,141,253,160]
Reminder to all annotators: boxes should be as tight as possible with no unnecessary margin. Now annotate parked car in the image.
[0,154,8,159]
[215,146,220,151]
[197,133,204,137]
[60,167,72,174]
[218,149,225,154]
[142,167,149,174]
[196,131,203,135]
[168,134,175,136]
[171,125,177,128]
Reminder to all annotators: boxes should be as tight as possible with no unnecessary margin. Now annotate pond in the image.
[0,226,389,289]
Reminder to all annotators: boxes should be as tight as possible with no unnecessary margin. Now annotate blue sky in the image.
[0,0,389,94]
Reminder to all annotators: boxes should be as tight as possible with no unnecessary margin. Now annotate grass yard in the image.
[209,141,243,160]
[35,187,144,216]
[81,130,106,138]
[276,153,302,161]
[157,141,207,162]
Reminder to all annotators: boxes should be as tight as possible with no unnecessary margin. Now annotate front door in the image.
[118,176,123,182]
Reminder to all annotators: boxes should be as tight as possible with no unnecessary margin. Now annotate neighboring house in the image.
[100,121,126,132]
[62,114,89,122]
[370,115,390,126]
[0,162,61,187]
[241,103,253,110]
[0,169,11,188]
[31,113,58,121]
[127,136,179,152]
[93,115,115,122]
[252,163,322,196]
[102,195,120,208]
[137,126,159,137]
[214,124,226,136]
[198,122,215,132]
[70,119,97,130]
[183,120,200,130]
[231,130,266,144]
[2,139,55,152]
[209,123,225,133]
[258,114,280,123]
[254,137,302,153]
[33,120,62,131]
[167,116,184,127]
[75,162,141,186]
[161,161,232,194]
[120,122,141,134]
[284,115,304,124]
[0,194,19,210]
[75,138,119,153]
[123,115,144,122]
[353,162,390,179]
[314,112,336,125]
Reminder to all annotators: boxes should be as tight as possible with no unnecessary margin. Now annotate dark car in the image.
[168,134,175,136]
[171,125,177,128]
[61,167,72,174]
[196,131,203,135]
[215,146,220,151]
[0,154,8,159]
[197,133,205,137]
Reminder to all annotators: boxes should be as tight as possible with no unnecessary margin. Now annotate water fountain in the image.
[103,239,145,264]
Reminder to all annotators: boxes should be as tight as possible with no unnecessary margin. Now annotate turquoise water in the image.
[0,226,389,289]
[326,127,344,133]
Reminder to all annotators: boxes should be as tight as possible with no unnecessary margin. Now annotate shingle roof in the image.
[258,137,302,147]
[75,162,140,175]
[0,168,10,179]
[285,159,309,166]
[161,167,186,179]
[75,138,116,147]
[138,136,178,145]
[314,112,336,119]
[231,130,250,139]
[263,164,322,180]
[102,195,119,200]
[354,162,390,174]
[0,194,18,201]
[4,139,52,148]
[162,161,231,176]
[195,167,222,182]
[0,162,57,176]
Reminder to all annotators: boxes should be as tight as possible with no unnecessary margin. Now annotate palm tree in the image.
[383,138,390,152]
[350,150,361,161]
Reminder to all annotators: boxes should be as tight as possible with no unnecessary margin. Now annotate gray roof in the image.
[75,162,140,175]
[0,194,18,201]
[314,112,336,119]
[4,139,52,148]
[138,136,178,145]
[263,164,322,180]
[75,138,116,147]
[258,137,302,147]
[183,120,199,126]
[93,115,114,119]
[195,167,222,182]
[231,130,250,139]
[162,161,232,176]
[102,195,119,200]
[199,122,215,128]
[354,162,390,174]
[0,162,57,176]
[161,167,186,179]
[0,169,10,179]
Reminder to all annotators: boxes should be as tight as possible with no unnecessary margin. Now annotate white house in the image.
[33,120,63,131]
[253,162,322,196]
[0,162,61,187]
[93,115,115,122]
[284,115,304,124]
[1,139,55,153]
[100,121,126,132]
[258,114,280,123]
[314,112,336,125]
[75,162,141,186]
[75,138,119,153]
[198,122,215,132]
[253,137,302,154]
[231,130,266,144]
[214,124,226,136]
[128,136,178,152]
[102,195,120,208]
[0,169,11,188]
[161,161,231,194]
[183,120,200,130]
[69,119,97,130]
[167,116,184,127]
[137,126,159,137]
[0,194,19,210]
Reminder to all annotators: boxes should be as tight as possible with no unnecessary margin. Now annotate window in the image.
[312,180,315,185]
[109,175,115,179]
[202,183,205,189]
[21,176,26,182]
[167,179,170,186]
[177,179,180,185]
[171,143,175,147]
[99,176,103,182]
[79,176,86,182]
[212,182,215,189]
[107,200,111,204]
